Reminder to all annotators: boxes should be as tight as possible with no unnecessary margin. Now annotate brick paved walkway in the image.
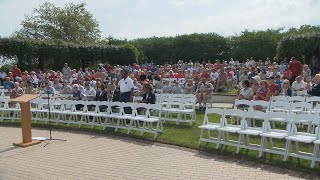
[0,127,318,180]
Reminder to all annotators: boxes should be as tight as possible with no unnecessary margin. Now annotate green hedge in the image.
[277,33,320,64]
[0,38,138,70]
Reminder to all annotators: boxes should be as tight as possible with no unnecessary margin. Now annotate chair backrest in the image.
[203,108,224,125]
[264,112,293,133]
[289,114,319,135]
[234,99,251,111]
[84,101,97,113]
[133,103,149,117]
[147,104,161,119]
[242,111,268,129]
[169,97,183,109]
[290,102,312,113]
[222,109,245,126]
[288,96,305,102]
[271,96,288,102]
[250,100,270,112]
[269,101,289,112]
[97,101,110,113]
[119,102,135,116]
[306,96,320,109]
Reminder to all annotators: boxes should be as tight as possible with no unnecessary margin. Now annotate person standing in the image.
[62,63,71,80]
[288,57,303,84]
[12,64,22,78]
[118,69,134,103]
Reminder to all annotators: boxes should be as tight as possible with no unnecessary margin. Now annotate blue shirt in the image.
[3,81,14,89]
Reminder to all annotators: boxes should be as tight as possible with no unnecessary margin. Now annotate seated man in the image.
[307,74,320,96]
[292,75,305,95]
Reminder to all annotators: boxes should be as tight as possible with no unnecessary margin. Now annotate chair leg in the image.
[236,134,243,154]
[199,129,204,145]
[311,144,318,168]
[284,140,291,161]
[216,131,221,149]
[259,137,265,158]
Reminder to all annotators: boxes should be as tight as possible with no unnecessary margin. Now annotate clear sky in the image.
[0,0,320,39]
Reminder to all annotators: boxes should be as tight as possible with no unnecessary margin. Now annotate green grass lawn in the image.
[0,111,319,175]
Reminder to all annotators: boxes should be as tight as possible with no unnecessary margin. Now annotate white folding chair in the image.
[312,123,320,168]
[58,100,75,126]
[199,108,224,145]
[0,98,9,121]
[142,104,163,139]
[82,101,99,128]
[96,101,115,129]
[67,100,86,127]
[289,102,312,114]
[259,112,293,157]
[216,109,244,150]
[179,97,196,126]
[237,111,268,154]
[233,99,251,124]
[115,103,134,132]
[268,101,289,113]
[306,96,320,115]
[284,114,319,167]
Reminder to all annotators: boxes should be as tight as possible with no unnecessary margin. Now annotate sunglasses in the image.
[283,83,289,84]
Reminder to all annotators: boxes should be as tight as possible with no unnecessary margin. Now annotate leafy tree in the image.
[16,2,101,43]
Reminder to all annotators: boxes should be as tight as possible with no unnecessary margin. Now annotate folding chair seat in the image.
[199,108,224,145]
[259,112,293,157]
[216,109,244,149]
[236,111,268,153]
[284,114,319,167]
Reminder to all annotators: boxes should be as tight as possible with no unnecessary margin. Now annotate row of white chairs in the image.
[157,94,196,126]
[199,108,320,168]
[0,98,163,139]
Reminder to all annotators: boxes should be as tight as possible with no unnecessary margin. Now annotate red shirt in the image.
[12,68,21,78]
[289,60,302,77]
[269,84,279,94]
[175,73,185,79]
[213,63,223,71]
[49,75,57,81]
[201,73,210,79]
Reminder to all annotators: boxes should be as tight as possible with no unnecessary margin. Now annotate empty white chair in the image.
[216,109,244,150]
[289,102,312,114]
[199,108,224,145]
[259,112,293,157]
[115,103,134,132]
[237,111,268,154]
[179,97,196,126]
[312,125,320,168]
[82,101,99,128]
[269,101,289,113]
[284,114,319,167]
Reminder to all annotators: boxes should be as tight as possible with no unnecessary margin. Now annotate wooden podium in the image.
[11,94,41,147]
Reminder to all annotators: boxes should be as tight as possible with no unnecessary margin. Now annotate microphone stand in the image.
[44,90,67,147]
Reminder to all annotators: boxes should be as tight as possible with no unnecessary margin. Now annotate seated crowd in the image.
[0,56,320,111]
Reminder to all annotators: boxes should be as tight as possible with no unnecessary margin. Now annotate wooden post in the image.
[11,94,41,148]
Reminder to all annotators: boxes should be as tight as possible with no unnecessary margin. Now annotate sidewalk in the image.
[0,127,317,180]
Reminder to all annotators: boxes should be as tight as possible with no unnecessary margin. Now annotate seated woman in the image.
[139,84,156,104]
[253,80,271,111]
[25,81,37,94]
[237,79,254,100]
[279,79,292,97]
[10,82,24,99]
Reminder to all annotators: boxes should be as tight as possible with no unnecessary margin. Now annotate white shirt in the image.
[292,80,305,91]
[210,72,219,81]
[62,67,71,75]
[0,72,7,79]
[118,77,134,93]
[82,87,96,101]
[239,87,254,100]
